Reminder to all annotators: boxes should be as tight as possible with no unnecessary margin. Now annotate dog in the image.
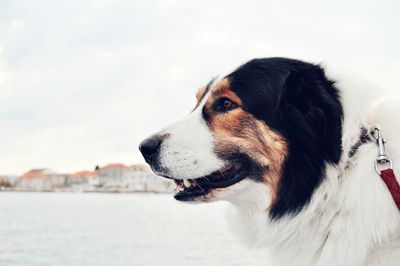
[139,58,400,266]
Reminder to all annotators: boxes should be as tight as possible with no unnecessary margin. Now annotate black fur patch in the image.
[226,58,343,219]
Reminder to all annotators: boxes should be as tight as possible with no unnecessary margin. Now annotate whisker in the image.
[201,175,211,181]
[191,178,206,193]
[218,169,225,177]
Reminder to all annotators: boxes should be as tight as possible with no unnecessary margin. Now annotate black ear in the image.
[269,66,343,219]
[226,58,343,218]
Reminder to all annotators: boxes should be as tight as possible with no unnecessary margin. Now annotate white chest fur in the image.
[227,73,400,266]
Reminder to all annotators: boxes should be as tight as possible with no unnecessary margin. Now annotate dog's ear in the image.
[270,68,343,219]
[226,59,342,218]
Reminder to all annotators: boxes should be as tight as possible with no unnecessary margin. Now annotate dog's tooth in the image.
[183,179,191,188]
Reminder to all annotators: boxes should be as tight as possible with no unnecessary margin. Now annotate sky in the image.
[0,0,399,175]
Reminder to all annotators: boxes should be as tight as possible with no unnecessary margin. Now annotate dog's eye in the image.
[213,98,238,113]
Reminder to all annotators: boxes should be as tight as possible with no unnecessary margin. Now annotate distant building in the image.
[98,163,127,188]
[16,169,53,190]
[96,163,174,192]
[16,169,67,191]
[11,163,174,193]
[68,170,98,189]
[123,164,174,192]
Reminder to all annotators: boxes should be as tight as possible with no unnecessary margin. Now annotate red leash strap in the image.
[374,128,400,210]
[379,169,400,210]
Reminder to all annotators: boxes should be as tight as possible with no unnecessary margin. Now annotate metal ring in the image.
[375,159,393,174]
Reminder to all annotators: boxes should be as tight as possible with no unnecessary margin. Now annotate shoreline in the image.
[0,188,172,194]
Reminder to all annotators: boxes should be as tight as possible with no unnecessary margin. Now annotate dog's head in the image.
[139,58,343,218]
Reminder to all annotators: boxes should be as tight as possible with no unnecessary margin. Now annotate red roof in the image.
[19,169,53,179]
[71,171,96,178]
[101,163,128,169]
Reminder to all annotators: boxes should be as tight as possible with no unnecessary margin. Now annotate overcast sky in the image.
[1,0,399,175]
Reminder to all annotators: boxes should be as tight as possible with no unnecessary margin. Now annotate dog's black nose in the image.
[139,137,162,163]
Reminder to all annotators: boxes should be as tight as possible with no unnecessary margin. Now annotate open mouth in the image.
[171,160,250,201]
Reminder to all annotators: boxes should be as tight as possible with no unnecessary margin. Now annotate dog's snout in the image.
[139,137,162,163]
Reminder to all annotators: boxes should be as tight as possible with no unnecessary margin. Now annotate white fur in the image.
[225,70,400,266]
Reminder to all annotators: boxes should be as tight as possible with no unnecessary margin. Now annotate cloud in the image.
[0,0,399,174]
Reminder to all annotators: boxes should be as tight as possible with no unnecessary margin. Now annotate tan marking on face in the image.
[195,86,207,102]
[202,78,288,203]
[198,187,229,202]
[210,78,242,105]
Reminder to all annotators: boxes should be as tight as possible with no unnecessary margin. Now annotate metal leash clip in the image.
[374,128,393,174]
